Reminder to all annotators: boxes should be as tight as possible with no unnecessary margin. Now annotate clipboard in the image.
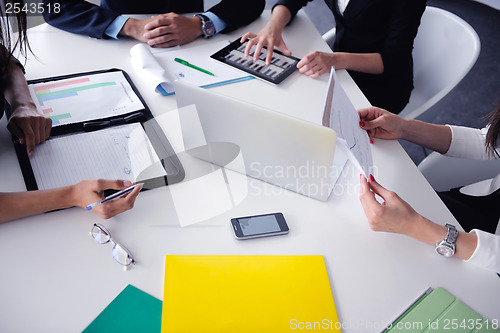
[8,68,184,191]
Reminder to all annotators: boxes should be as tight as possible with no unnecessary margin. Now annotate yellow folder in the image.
[161,255,340,333]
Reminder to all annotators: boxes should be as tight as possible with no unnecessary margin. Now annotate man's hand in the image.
[120,14,203,48]
[7,105,52,156]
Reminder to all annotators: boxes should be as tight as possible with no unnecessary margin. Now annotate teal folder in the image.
[383,287,498,332]
[82,284,161,333]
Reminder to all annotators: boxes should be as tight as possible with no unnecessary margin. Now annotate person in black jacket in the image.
[42,0,265,48]
[242,0,426,113]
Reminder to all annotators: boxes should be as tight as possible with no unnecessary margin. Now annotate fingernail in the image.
[359,121,365,127]
[28,150,33,157]
[370,138,375,144]
[360,173,363,180]
[369,174,375,182]
[123,180,132,187]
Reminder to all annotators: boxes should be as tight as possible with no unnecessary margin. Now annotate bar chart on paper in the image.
[28,71,145,126]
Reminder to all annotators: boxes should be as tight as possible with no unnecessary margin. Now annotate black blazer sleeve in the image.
[273,0,312,21]
[42,0,265,39]
[209,0,265,33]
[379,1,426,76]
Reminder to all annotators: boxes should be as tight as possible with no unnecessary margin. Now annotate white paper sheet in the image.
[28,71,144,127]
[325,68,374,176]
[30,123,167,190]
[130,41,251,95]
[130,43,175,95]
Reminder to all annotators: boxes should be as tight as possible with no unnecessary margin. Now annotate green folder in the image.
[82,284,162,333]
[383,287,499,333]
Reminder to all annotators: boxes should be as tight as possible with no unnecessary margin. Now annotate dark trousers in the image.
[438,187,500,234]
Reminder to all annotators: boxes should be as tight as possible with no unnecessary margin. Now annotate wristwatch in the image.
[435,224,458,257]
[195,14,216,38]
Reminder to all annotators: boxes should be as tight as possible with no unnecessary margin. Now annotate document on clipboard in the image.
[28,71,144,127]
[30,123,167,190]
[11,69,185,191]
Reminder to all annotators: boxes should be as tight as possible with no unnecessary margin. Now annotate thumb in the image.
[367,175,392,200]
[276,39,291,55]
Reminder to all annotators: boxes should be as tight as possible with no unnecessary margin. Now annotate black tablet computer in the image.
[211,38,300,85]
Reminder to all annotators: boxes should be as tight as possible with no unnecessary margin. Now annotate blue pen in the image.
[86,184,142,211]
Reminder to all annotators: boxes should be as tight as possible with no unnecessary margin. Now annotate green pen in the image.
[174,58,215,76]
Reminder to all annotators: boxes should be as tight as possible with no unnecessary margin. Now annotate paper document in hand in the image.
[324,68,374,176]
[28,71,144,127]
[30,123,166,190]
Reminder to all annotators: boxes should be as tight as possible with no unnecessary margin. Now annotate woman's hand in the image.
[296,51,338,78]
[240,5,292,65]
[359,174,421,235]
[71,179,142,219]
[358,106,406,141]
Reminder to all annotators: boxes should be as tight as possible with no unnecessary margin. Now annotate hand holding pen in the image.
[74,180,142,219]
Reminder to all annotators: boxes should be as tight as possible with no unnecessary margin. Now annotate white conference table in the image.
[0,11,498,333]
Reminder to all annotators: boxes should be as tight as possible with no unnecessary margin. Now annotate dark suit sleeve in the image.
[208,0,265,32]
[380,0,426,76]
[273,0,312,21]
[42,0,120,39]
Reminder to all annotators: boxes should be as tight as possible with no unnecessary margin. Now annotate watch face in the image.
[436,245,453,257]
[204,21,216,37]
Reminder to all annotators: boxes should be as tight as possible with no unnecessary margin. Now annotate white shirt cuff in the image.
[465,229,500,273]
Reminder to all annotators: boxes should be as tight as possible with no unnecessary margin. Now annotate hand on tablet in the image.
[241,30,291,66]
[240,4,292,65]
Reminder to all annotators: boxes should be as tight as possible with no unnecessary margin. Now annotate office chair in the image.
[418,151,500,192]
[322,7,480,122]
[399,6,480,121]
[322,27,336,48]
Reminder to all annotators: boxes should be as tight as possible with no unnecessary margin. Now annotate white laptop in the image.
[174,80,348,201]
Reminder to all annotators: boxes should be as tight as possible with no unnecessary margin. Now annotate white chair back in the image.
[399,6,480,121]
[418,151,500,192]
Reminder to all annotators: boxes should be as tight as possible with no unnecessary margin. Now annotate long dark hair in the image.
[486,101,500,158]
[0,0,30,75]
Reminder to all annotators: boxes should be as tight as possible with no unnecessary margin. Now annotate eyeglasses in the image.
[91,223,136,268]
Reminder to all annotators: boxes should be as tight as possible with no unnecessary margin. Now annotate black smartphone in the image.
[231,212,289,240]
